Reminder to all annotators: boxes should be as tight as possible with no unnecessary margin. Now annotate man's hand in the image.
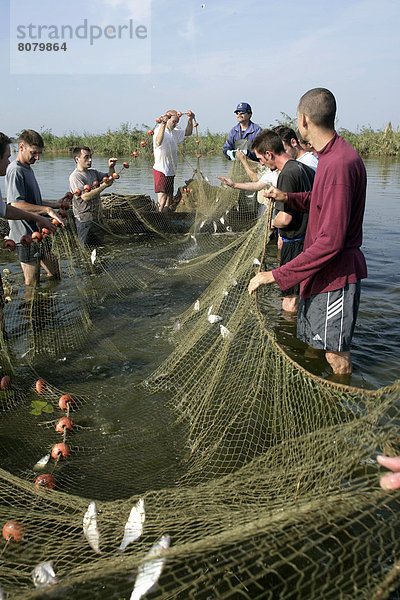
[161,113,170,124]
[377,455,400,490]
[108,157,118,168]
[36,214,58,233]
[264,186,288,203]
[248,271,275,295]
[236,149,248,163]
[217,176,234,188]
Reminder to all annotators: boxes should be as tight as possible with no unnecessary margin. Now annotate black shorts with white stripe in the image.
[297,281,361,351]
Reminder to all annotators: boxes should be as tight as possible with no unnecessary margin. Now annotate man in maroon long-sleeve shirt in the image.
[248,88,367,375]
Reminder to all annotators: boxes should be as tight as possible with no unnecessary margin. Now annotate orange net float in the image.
[51,443,71,460]
[83,184,91,192]
[64,192,74,200]
[61,200,70,210]
[31,231,43,242]
[140,141,147,147]
[3,240,16,252]
[35,379,47,394]
[2,521,25,542]
[74,188,82,197]
[147,129,154,136]
[34,474,56,489]
[20,234,32,246]
[0,376,11,390]
[58,394,75,410]
[112,173,120,179]
[55,417,74,433]
[123,162,129,168]
[131,151,138,157]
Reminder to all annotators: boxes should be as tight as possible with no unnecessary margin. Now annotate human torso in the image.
[153,126,185,176]
[6,160,42,240]
[276,160,315,239]
[69,168,107,223]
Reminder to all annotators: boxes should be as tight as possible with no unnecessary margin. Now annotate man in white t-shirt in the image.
[153,110,195,212]
[273,125,318,171]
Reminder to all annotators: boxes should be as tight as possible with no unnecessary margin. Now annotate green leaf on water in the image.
[30,400,54,415]
[31,400,47,409]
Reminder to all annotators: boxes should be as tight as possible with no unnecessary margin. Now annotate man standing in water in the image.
[248,88,367,375]
[0,132,57,329]
[6,130,63,293]
[153,110,195,212]
[69,147,117,247]
[223,103,262,162]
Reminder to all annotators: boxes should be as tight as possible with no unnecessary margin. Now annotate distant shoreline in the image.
[11,123,399,157]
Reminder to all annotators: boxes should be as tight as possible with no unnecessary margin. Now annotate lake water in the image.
[1,152,399,392]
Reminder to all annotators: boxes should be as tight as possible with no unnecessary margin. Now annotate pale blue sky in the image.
[1,0,399,136]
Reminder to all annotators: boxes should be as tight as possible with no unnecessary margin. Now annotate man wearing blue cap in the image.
[223,102,262,161]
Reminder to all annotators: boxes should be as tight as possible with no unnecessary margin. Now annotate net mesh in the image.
[0,162,399,600]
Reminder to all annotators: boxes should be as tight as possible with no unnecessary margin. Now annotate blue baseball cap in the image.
[234,102,252,113]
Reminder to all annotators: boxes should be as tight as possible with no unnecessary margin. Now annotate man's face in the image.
[255,148,275,170]
[167,115,180,130]
[19,143,42,165]
[235,111,251,126]
[76,149,92,170]
[0,144,11,176]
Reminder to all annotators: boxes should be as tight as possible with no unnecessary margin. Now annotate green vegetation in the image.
[38,120,400,157]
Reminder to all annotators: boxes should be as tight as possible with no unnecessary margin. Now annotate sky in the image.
[0,0,399,137]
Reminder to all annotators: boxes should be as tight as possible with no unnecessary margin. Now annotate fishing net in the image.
[0,159,399,600]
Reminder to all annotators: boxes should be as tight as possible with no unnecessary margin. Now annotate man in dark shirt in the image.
[251,130,315,313]
[248,88,367,375]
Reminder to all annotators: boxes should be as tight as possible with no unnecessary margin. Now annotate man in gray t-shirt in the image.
[5,129,64,291]
[69,147,117,247]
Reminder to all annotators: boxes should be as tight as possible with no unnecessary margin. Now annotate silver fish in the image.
[208,314,222,324]
[83,501,101,554]
[34,453,50,471]
[253,258,261,266]
[130,535,171,600]
[32,561,59,588]
[213,221,218,233]
[220,325,232,340]
[219,216,225,225]
[91,248,97,264]
[194,300,200,311]
[207,305,213,315]
[118,498,145,552]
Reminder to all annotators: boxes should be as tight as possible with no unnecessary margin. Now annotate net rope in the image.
[0,161,399,600]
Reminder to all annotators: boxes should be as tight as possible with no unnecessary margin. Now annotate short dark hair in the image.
[252,130,285,155]
[0,132,11,159]
[18,129,44,148]
[73,146,91,160]
[298,88,336,130]
[272,125,299,146]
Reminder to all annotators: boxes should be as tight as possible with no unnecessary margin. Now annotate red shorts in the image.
[153,169,174,195]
